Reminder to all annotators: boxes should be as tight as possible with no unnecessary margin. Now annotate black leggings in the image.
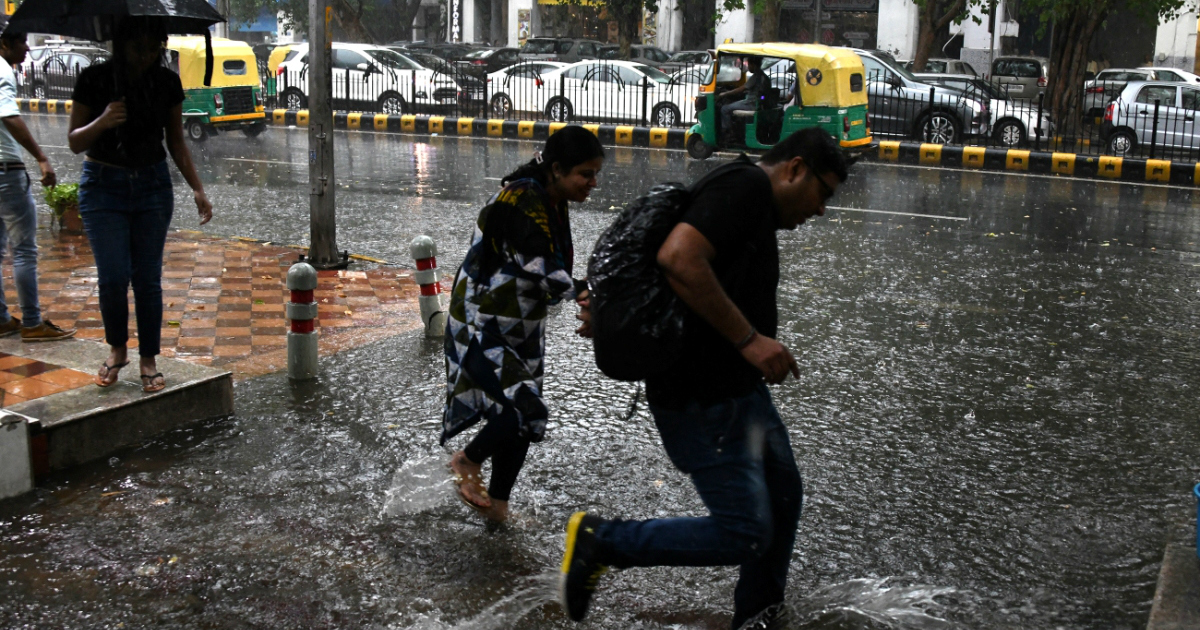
[462,406,531,502]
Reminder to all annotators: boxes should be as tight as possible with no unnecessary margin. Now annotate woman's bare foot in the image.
[95,346,129,387]
[482,498,508,524]
[449,450,491,510]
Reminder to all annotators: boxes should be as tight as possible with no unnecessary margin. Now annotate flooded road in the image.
[2,117,1200,629]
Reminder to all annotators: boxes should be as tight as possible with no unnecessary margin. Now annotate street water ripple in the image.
[1,117,1199,628]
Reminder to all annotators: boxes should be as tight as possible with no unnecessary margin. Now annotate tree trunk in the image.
[393,0,425,42]
[1048,4,1108,142]
[759,0,781,42]
[331,0,379,43]
[681,0,716,49]
[911,0,965,72]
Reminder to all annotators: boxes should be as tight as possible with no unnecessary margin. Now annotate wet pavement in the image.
[2,116,1200,630]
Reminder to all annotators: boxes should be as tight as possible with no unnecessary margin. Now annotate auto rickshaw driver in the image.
[716,56,768,142]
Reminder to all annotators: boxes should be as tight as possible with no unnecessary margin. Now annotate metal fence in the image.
[25,58,1200,162]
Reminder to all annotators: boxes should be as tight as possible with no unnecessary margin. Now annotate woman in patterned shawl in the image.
[443,126,604,524]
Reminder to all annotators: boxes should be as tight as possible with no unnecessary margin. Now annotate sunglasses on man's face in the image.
[812,171,835,202]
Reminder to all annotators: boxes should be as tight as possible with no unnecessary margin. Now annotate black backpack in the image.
[587,159,757,381]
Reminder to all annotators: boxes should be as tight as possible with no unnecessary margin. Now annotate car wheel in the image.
[651,103,681,127]
[686,132,713,160]
[919,111,959,144]
[241,122,267,138]
[1108,129,1137,156]
[377,92,406,115]
[994,119,1026,147]
[32,83,45,100]
[490,93,513,117]
[282,88,307,110]
[186,119,207,141]
[545,97,572,122]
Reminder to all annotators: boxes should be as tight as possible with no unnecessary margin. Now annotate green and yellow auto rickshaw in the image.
[167,36,267,141]
[686,42,872,159]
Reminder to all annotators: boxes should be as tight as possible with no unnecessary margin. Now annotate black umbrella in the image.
[4,0,226,85]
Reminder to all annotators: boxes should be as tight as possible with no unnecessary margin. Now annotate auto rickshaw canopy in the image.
[715,42,868,109]
[168,36,261,89]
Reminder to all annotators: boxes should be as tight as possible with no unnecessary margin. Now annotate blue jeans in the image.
[594,383,803,629]
[78,160,174,357]
[0,168,42,327]
[721,98,757,133]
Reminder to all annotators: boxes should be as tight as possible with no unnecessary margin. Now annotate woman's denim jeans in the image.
[594,383,804,629]
[0,168,42,327]
[78,160,174,357]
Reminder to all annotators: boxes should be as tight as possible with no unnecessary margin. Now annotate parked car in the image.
[519,38,602,63]
[401,42,480,63]
[456,46,522,77]
[598,44,673,67]
[485,60,568,116]
[855,48,989,144]
[23,48,108,99]
[277,43,484,114]
[396,48,488,111]
[537,59,696,126]
[1101,80,1200,156]
[990,55,1049,100]
[905,57,977,75]
[668,64,709,87]
[662,50,712,72]
[1084,67,1200,119]
[915,73,1052,146]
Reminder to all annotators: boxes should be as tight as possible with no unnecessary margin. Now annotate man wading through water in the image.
[562,128,853,628]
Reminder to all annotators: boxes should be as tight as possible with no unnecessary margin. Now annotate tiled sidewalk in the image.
[0,229,429,408]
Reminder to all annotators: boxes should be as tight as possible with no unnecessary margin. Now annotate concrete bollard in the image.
[286,262,319,379]
[0,411,33,500]
[410,236,447,339]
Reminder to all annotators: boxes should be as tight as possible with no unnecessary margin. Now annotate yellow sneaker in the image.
[21,319,77,342]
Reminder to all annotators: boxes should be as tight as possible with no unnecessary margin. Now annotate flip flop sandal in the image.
[451,470,490,514]
[94,360,130,387]
[140,373,165,393]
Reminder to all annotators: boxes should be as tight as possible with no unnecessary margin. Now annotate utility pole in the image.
[811,0,822,44]
[307,0,345,269]
[216,0,230,38]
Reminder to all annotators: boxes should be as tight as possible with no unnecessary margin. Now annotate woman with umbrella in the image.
[66,15,212,392]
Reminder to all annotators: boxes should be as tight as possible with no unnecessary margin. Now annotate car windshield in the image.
[465,49,492,59]
[407,51,456,73]
[875,54,920,82]
[367,48,420,71]
[599,47,619,59]
[637,64,672,84]
[524,40,556,54]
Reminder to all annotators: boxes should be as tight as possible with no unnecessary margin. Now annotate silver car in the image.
[906,58,978,76]
[915,73,1053,146]
[1101,80,1200,156]
[990,56,1049,101]
[856,49,989,144]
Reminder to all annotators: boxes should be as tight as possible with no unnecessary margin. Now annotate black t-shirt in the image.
[645,156,780,407]
[71,62,185,168]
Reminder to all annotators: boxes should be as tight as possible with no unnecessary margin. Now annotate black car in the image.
[402,42,480,63]
[456,47,521,77]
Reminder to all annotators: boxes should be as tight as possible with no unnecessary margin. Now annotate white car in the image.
[915,73,1053,147]
[485,61,568,116]
[537,60,698,127]
[277,42,482,114]
[668,64,710,87]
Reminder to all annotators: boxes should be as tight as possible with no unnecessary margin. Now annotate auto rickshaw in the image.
[686,43,872,159]
[167,36,267,141]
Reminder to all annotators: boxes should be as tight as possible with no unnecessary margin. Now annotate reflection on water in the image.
[4,119,1200,629]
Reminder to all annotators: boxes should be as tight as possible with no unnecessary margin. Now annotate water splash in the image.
[381,454,456,518]
[401,571,560,630]
[739,578,957,630]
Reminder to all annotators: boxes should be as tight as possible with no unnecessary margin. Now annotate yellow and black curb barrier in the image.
[866,140,1193,186]
[20,99,1195,185]
[268,109,688,150]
